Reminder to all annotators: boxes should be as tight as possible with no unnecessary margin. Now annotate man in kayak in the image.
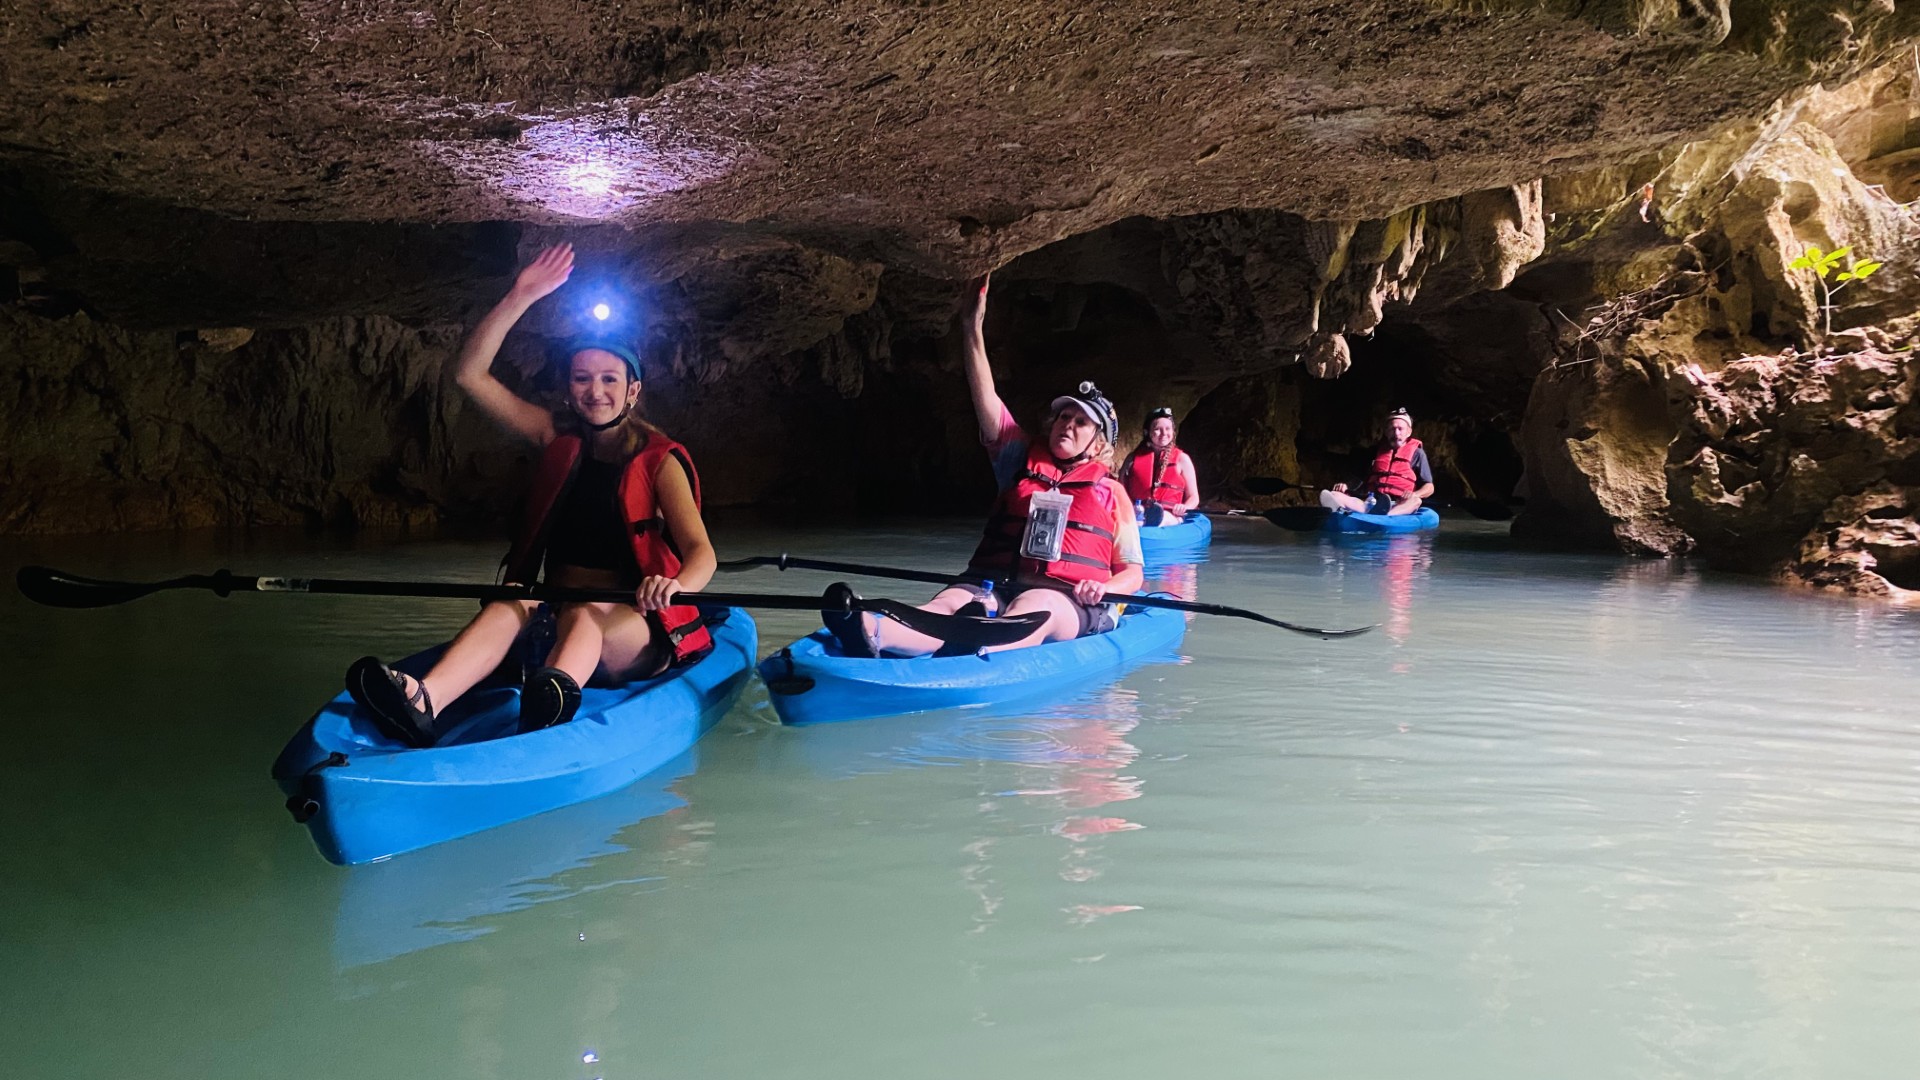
[1318,407,1434,516]
[345,244,720,747]
[1119,406,1201,525]
[823,274,1145,657]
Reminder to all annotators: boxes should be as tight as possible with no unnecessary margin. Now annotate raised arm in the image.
[960,273,1008,445]
[451,244,575,447]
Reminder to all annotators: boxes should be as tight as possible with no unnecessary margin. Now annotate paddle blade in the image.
[1271,620,1376,639]
[1242,476,1300,496]
[1262,507,1332,532]
[15,566,160,608]
[869,600,1050,650]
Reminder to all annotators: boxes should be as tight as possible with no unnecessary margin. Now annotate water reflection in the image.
[330,752,699,970]
[777,677,1153,930]
[1147,560,1200,603]
[1321,533,1434,652]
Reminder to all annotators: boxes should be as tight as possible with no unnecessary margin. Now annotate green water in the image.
[3,517,1919,1079]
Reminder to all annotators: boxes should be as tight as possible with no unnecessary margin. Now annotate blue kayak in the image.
[1138,511,1212,563]
[760,603,1188,725]
[272,610,756,865]
[1324,507,1440,534]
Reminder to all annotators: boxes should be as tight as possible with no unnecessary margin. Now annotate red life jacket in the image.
[967,446,1123,585]
[501,431,713,663]
[1122,445,1189,507]
[1367,437,1424,499]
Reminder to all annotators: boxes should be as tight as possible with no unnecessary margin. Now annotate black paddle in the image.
[1243,476,1515,521]
[14,566,1048,652]
[715,554,1374,639]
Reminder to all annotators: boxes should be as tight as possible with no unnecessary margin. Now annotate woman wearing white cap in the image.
[823,274,1144,657]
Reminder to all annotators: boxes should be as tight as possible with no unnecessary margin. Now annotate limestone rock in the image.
[5,1,1916,282]
[1514,352,1692,555]
[1180,373,1304,497]
[1782,484,1920,603]
[0,307,473,533]
[195,328,254,354]
[1304,333,1353,380]
[1666,348,1919,574]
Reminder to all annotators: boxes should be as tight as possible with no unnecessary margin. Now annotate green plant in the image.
[1788,245,1883,344]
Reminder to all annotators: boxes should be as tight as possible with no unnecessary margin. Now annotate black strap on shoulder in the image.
[1065,520,1115,541]
[1056,551,1111,570]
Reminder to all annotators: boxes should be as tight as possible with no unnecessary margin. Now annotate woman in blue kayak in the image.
[346,243,718,747]
[1318,406,1434,516]
[824,274,1144,657]
[1119,407,1201,525]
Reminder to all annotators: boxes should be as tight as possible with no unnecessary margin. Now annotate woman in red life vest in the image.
[344,243,718,747]
[1319,407,1435,516]
[822,274,1145,658]
[1119,407,1201,525]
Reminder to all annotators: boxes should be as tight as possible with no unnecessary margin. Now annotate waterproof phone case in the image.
[1020,490,1074,563]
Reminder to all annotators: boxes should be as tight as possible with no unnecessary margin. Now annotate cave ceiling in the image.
[7,0,1917,304]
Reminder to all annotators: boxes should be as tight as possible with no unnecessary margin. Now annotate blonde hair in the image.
[1088,434,1116,469]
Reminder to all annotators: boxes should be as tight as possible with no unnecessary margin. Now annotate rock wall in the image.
[0,309,468,532]
[1507,62,1920,599]
[1668,349,1917,589]
[0,172,1561,533]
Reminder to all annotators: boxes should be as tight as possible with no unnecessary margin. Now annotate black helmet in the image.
[1048,381,1119,446]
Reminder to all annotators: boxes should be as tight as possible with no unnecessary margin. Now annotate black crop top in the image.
[545,457,633,575]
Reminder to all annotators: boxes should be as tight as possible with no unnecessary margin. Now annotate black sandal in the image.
[821,582,880,658]
[519,666,583,733]
[345,656,436,749]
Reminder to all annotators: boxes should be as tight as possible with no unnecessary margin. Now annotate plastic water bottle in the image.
[981,580,996,617]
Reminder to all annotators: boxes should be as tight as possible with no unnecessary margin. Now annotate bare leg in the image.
[1385,495,1424,516]
[410,599,540,725]
[979,589,1083,653]
[1319,489,1369,512]
[547,602,663,686]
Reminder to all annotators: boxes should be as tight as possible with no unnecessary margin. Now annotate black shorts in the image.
[947,582,1118,637]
